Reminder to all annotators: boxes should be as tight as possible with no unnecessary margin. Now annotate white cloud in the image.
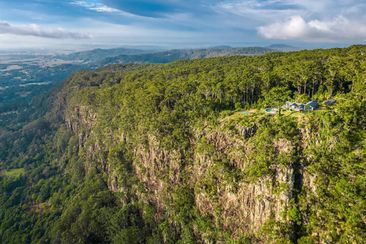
[216,1,305,19]
[0,19,202,50]
[91,5,120,13]
[258,15,366,42]
[70,0,151,22]
[71,1,119,13]
[0,22,91,39]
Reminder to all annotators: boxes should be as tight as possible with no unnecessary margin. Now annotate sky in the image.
[0,0,366,51]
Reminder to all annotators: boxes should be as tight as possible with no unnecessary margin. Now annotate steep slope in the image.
[1,46,366,243]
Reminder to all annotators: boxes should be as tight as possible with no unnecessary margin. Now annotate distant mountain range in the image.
[101,46,276,65]
[56,47,158,64]
[267,44,297,51]
[56,45,294,66]
[67,45,300,66]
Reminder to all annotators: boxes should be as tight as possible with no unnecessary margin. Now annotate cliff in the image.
[57,48,366,242]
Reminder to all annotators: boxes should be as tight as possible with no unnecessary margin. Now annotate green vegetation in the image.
[1,45,366,243]
[264,87,291,115]
[2,168,25,178]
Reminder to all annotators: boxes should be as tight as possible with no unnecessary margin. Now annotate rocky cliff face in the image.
[63,102,310,242]
[191,120,297,241]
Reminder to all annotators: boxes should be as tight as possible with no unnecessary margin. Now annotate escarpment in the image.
[62,96,312,242]
[53,48,366,243]
[2,46,366,244]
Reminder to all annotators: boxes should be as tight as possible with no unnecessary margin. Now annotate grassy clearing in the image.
[3,168,25,178]
[224,106,332,125]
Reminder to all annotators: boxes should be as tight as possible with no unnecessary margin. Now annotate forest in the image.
[0,45,365,243]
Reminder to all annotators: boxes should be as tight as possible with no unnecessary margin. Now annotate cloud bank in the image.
[258,15,366,42]
[0,22,91,39]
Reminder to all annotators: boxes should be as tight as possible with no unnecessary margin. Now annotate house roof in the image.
[306,101,319,107]
[325,99,336,105]
[284,100,319,110]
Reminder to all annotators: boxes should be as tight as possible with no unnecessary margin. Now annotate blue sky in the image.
[1,0,366,50]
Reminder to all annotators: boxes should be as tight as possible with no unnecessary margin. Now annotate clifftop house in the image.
[284,101,319,111]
